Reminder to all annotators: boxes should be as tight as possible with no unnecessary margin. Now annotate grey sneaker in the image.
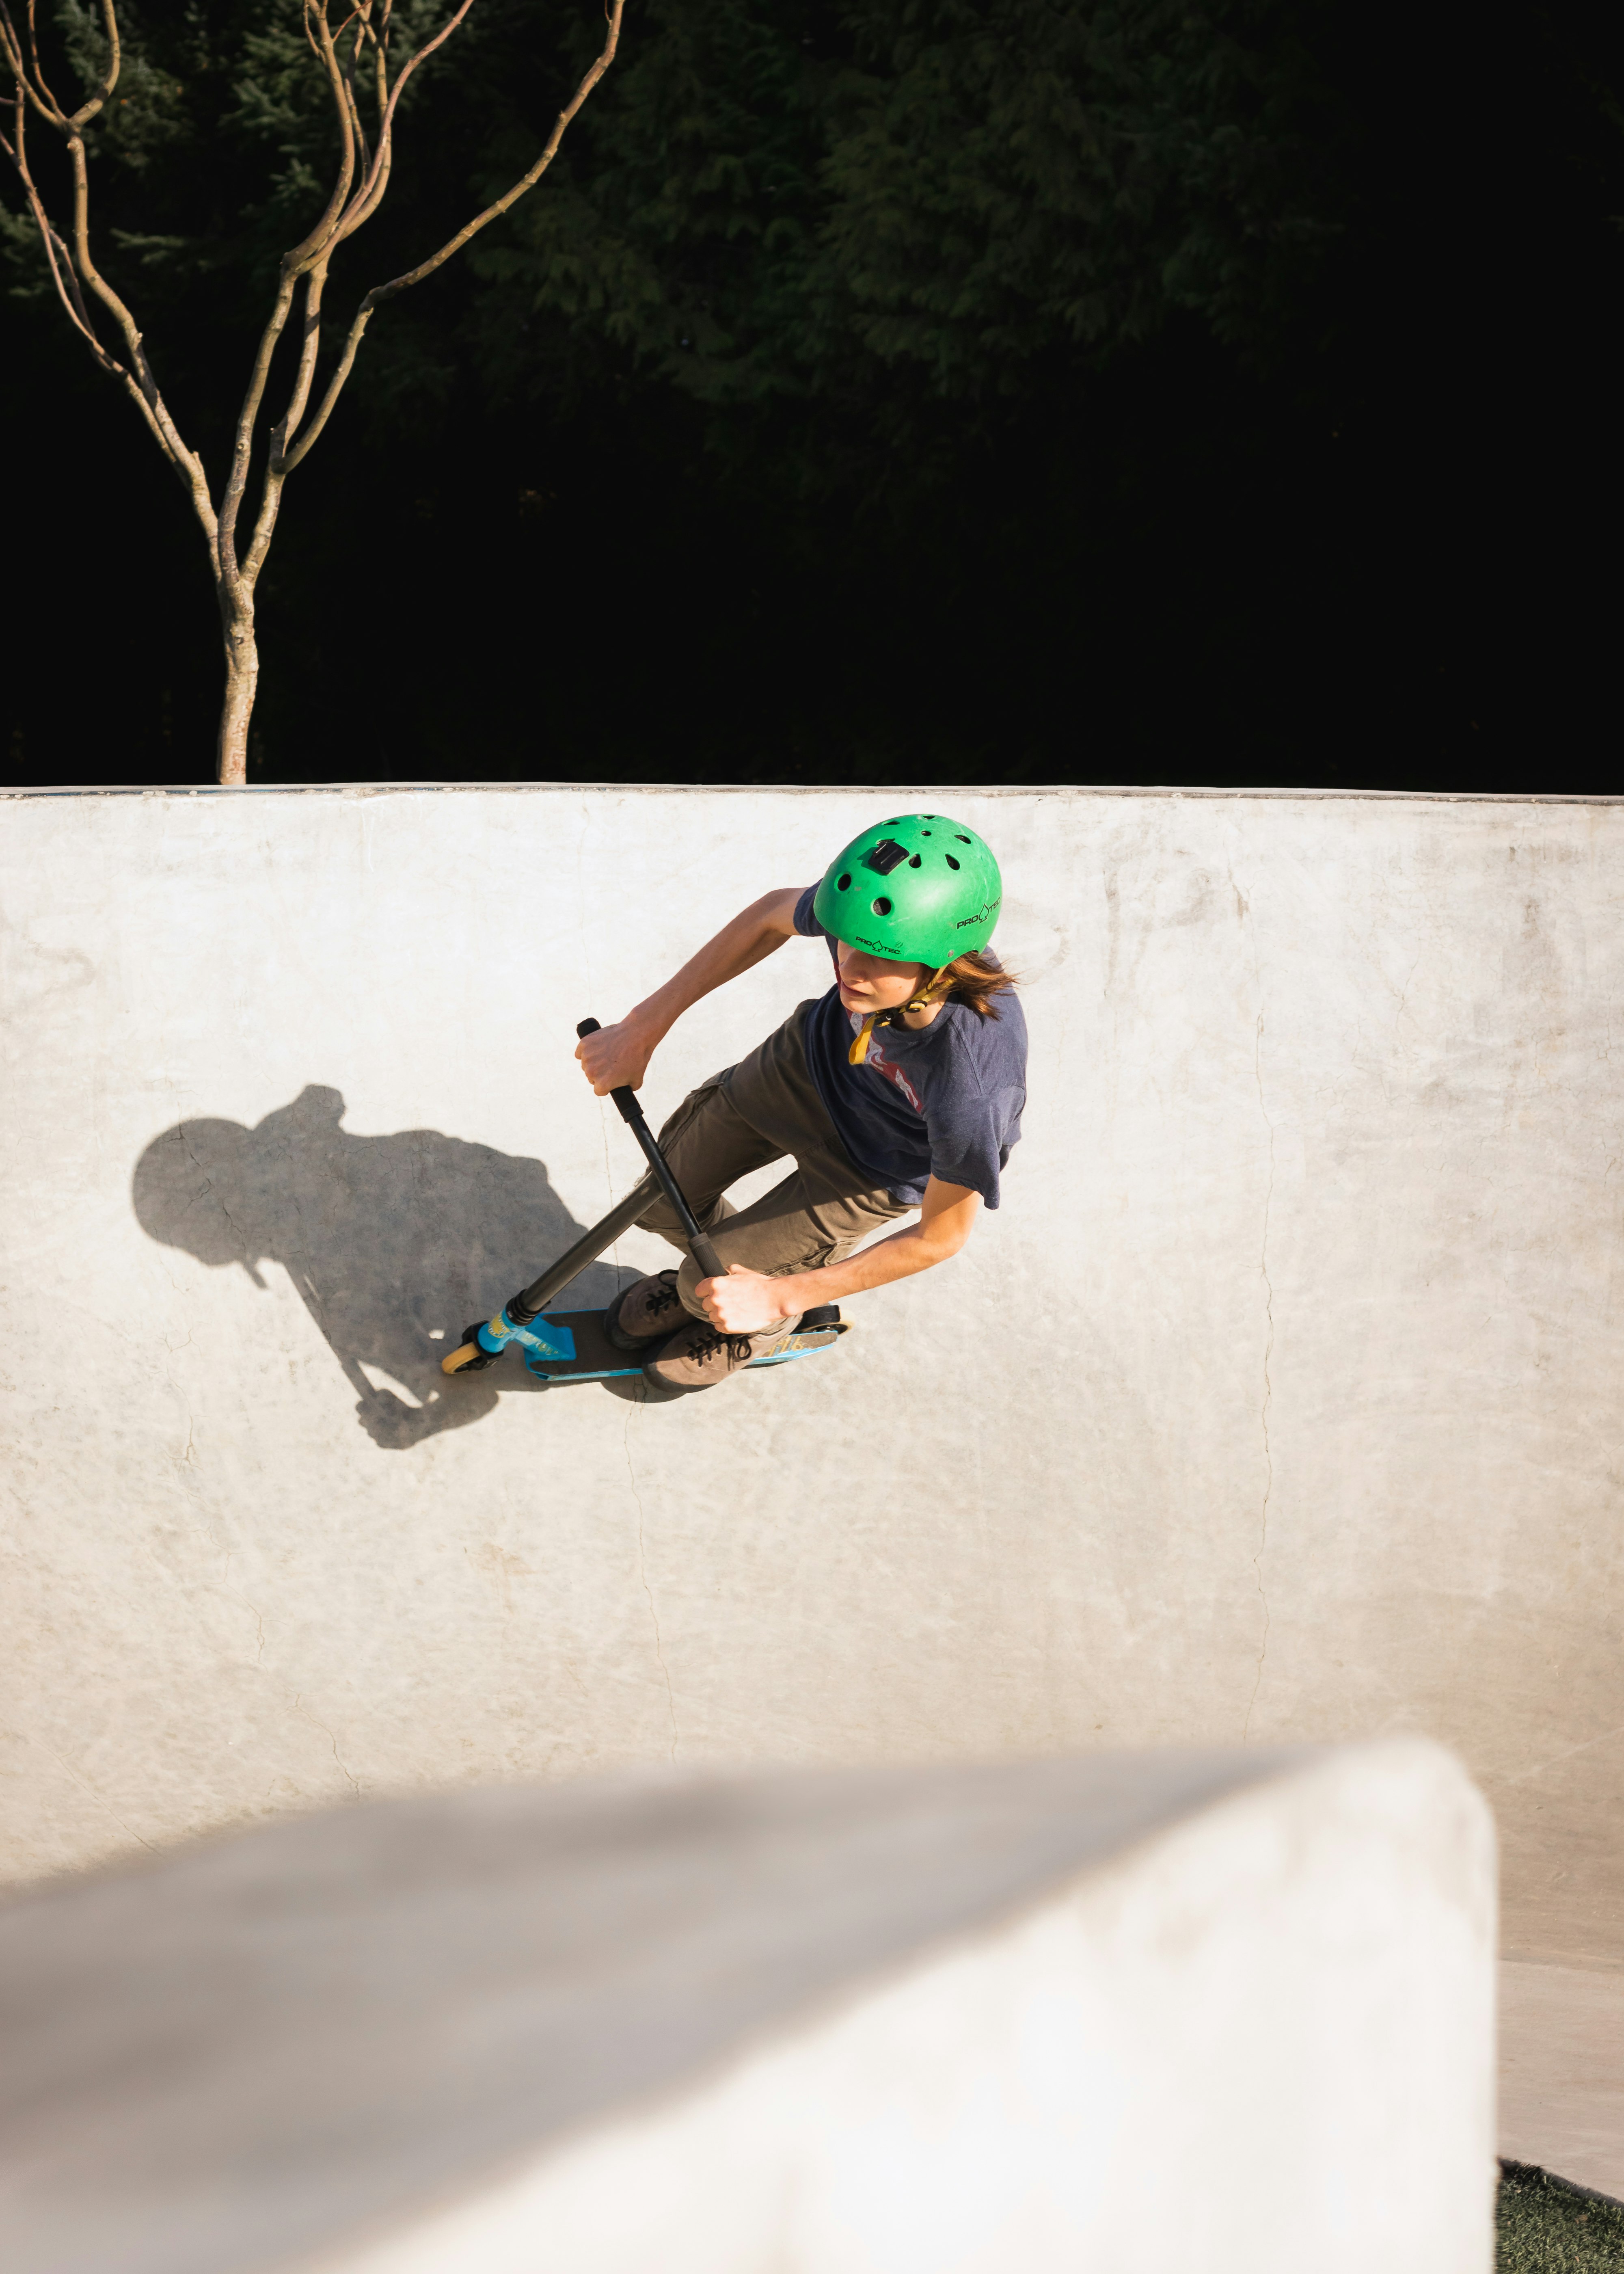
[603,1269,686,1352]
[643,1310,801,1393]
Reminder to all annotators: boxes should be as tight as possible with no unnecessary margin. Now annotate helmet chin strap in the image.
[847,964,952,1066]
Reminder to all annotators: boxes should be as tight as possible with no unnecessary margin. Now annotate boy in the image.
[576,813,1026,1392]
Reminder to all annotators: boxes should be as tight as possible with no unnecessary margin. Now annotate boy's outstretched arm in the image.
[575,888,807,1095]
[697,1177,983,1335]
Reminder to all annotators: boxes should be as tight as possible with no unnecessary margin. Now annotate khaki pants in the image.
[639,1003,911,1320]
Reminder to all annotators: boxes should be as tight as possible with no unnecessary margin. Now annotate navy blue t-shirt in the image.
[792,886,1027,1208]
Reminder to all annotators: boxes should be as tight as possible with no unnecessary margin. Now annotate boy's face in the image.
[834,939,932,1015]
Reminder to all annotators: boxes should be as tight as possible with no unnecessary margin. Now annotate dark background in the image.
[4,0,1621,794]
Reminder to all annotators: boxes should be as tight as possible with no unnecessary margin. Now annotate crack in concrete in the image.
[625,1406,678,1761]
[292,1693,361,1796]
[169,1381,271,1670]
[1391,952,1423,1036]
[177,1118,265,1285]
[1243,1009,1275,1742]
[1495,1720,1624,1787]
[25,1732,158,1853]
[229,1587,268,1666]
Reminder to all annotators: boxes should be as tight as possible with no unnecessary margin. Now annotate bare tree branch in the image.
[0,0,62,127]
[60,128,211,515]
[370,3,391,128]
[23,0,65,121]
[281,0,625,474]
[2,86,103,352]
[243,263,334,586]
[338,11,372,184]
[4,0,628,782]
[67,0,120,129]
[331,0,473,244]
[280,3,361,277]
[0,29,210,521]
[274,267,334,467]
[216,2,370,594]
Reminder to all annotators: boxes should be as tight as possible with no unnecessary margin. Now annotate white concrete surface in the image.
[1499,1960,1624,2201]
[1,785,1620,1972]
[0,1742,1496,2274]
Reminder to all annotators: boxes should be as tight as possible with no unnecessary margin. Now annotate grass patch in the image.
[1499,2162,1624,2271]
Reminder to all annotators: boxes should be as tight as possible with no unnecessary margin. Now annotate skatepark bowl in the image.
[2,782,1622,2267]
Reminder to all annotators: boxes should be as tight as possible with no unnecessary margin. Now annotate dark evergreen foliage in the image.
[475,0,1335,414]
[3,0,1622,788]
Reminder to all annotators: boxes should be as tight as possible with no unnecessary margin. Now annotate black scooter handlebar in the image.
[577,1018,726,1282]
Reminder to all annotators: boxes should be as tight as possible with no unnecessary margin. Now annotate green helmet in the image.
[812,813,1002,968]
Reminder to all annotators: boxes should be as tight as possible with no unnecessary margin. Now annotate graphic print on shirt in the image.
[848,1014,925,1113]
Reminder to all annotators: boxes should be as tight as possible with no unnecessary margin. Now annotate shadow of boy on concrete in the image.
[132,1086,639,1450]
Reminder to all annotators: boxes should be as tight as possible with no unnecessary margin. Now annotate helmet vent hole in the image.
[872,897,893,917]
[956,835,972,844]
[945,854,961,871]
[909,855,922,867]
[837,873,851,891]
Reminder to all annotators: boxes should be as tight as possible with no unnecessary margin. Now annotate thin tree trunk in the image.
[216,605,257,787]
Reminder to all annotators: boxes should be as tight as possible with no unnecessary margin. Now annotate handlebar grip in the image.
[689,1234,727,1281]
[577,1017,642,1125]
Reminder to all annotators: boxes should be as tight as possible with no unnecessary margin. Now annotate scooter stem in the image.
[576,1019,727,1282]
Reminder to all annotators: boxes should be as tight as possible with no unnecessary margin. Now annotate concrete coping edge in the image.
[2,782,1622,807]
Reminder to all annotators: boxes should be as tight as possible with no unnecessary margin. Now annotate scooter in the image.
[440,1020,848,1386]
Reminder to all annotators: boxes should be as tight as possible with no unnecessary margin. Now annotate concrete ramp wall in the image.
[0,1744,1496,2274]
[1,785,1619,1963]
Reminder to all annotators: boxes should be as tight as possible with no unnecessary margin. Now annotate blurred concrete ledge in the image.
[0,1743,1494,2274]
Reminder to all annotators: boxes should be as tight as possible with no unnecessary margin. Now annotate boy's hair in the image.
[941,949,1017,1017]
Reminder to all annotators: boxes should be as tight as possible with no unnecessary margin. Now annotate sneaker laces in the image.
[688,1324,756,1366]
[644,1276,681,1318]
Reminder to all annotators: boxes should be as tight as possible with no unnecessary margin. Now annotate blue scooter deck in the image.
[506,1303,851,1384]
